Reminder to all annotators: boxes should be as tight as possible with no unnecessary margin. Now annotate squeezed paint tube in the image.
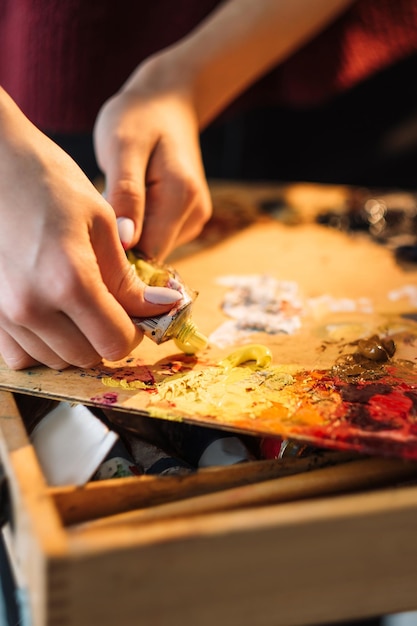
[128,253,208,354]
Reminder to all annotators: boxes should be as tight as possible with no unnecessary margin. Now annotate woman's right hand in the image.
[0,88,181,370]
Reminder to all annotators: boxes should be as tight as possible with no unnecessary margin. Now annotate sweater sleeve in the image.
[1,0,416,133]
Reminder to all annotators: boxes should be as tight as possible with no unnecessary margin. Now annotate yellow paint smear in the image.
[153,366,297,421]
[100,344,328,426]
[101,377,149,390]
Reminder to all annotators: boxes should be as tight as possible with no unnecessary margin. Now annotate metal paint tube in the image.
[128,253,208,354]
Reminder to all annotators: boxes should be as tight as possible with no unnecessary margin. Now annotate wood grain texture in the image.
[51,451,353,525]
[69,456,417,533]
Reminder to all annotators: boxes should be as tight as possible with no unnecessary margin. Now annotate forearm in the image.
[0,87,28,146]
[123,0,354,128]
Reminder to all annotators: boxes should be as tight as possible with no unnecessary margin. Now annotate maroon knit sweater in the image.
[1,0,417,133]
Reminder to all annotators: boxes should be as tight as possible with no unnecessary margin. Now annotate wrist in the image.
[0,87,44,151]
[121,45,216,130]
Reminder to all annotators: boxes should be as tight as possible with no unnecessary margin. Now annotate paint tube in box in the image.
[128,252,208,354]
[151,421,256,468]
[93,438,142,480]
[122,431,195,476]
[100,409,195,475]
[28,402,119,486]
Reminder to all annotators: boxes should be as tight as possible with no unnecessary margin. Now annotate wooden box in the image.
[1,182,417,626]
[2,390,417,626]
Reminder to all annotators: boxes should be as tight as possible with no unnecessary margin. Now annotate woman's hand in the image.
[94,0,353,261]
[94,59,212,262]
[0,89,181,370]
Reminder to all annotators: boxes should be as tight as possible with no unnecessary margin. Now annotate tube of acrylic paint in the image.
[157,422,255,468]
[123,432,195,476]
[196,434,255,468]
[93,438,142,480]
[128,253,208,355]
[29,402,119,486]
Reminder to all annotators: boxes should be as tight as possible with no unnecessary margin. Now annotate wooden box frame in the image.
[2,390,417,626]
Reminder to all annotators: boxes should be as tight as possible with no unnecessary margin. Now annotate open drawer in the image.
[2,390,417,626]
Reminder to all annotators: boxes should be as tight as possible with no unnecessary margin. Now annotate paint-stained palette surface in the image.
[1,313,415,459]
[0,185,417,459]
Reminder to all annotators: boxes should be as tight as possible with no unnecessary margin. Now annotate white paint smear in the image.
[306,294,374,316]
[389,285,417,307]
[210,274,303,347]
[209,274,382,348]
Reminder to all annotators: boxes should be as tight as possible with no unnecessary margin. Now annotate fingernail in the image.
[117,217,135,249]
[144,286,182,305]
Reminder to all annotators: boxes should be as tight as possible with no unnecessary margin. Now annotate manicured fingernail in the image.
[117,217,135,249]
[144,286,182,305]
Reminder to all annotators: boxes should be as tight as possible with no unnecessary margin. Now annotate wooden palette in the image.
[0,185,416,459]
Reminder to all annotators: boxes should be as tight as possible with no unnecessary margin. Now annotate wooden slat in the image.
[69,456,417,537]
[63,481,417,626]
[51,451,353,525]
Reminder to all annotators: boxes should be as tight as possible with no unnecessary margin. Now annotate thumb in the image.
[108,253,182,319]
[93,215,181,319]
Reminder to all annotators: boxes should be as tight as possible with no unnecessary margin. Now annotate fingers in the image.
[0,278,179,371]
[104,142,147,250]
[117,217,135,250]
[46,235,181,361]
[0,306,103,371]
[171,199,212,249]
[95,91,212,261]
[139,172,212,261]
[0,225,181,370]
[101,151,212,261]
[91,213,182,318]
[109,171,212,261]
[0,275,117,369]
[0,329,41,370]
[0,276,179,370]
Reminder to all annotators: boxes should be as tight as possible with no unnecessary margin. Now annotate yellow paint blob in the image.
[218,344,272,370]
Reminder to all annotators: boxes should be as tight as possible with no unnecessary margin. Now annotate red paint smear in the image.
[90,392,118,405]
[269,366,417,460]
[368,392,414,423]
